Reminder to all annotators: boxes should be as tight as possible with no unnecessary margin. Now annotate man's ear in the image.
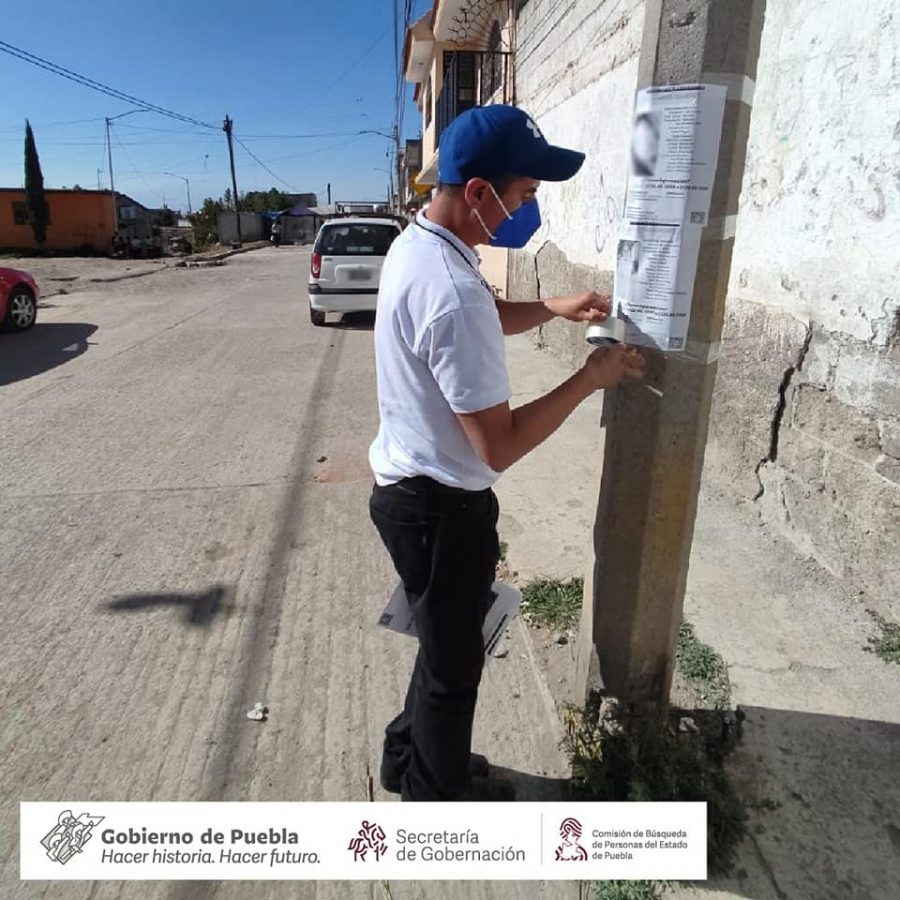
[464,178,490,209]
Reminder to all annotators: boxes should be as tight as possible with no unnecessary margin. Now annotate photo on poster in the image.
[630,112,661,177]
[614,239,641,303]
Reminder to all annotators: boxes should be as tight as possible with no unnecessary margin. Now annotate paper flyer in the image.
[377,581,522,661]
[616,83,726,349]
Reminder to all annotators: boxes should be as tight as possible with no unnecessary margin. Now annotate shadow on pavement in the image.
[489,765,573,802]
[334,311,376,331]
[104,584,233,627]
[672,705,900,899]
[0,322,98,387]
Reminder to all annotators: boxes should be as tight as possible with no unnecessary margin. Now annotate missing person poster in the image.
[616,83,727,349]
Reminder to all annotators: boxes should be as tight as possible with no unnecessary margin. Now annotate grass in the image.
[676,621,732,709]
[498,541,509,564]
[564,704,748,879]
[520,576,583,632]
[864,611,900,664]
[595,881,663,900]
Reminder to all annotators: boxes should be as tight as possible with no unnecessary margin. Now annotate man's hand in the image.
[544,291,611,323]
[581,344,645,390]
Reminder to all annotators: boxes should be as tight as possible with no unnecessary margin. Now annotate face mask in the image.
[474,185,542,249]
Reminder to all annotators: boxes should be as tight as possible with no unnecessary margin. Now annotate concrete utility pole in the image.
[223,115,242,246]
[105,118,117,234]
[575,0,767,715]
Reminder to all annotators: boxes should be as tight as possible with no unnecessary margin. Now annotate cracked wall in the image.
[705,1,900,612]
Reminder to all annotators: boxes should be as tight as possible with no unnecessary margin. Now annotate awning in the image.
[282,204,318,217]
[415,150,440,188]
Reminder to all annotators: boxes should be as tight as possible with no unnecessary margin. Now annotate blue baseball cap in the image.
[438,105,585,185]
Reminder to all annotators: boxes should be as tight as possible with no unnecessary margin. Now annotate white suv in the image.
[307,217,404,326]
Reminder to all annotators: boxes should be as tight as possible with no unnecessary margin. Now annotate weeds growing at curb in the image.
[676,621,732,709]
[564,703,747,878]
[520,576,583,632]
[864,611,900,664]
[595,881,663,900]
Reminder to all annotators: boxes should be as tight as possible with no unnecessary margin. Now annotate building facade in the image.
[403,0,516,296]
[0,188,115,253]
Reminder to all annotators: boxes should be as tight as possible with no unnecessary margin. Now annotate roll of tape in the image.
[586,317,626,346]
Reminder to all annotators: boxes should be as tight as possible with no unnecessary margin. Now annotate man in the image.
[369,105,644,802]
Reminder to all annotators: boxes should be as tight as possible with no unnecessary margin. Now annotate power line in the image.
[112,127,163,204]
[0,39,217,130]
[233,136,298,192]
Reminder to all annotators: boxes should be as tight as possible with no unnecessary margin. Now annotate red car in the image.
[0,267,39,332]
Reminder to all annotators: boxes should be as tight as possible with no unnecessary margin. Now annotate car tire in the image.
[2,286,37,332]
[309,305,326,327]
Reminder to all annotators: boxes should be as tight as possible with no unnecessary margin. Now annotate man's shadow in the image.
[104,584,233,626]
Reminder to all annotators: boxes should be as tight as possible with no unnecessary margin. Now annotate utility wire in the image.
[0,39,217,130]
[233,136,298,192]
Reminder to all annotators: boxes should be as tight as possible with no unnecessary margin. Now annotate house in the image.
[403,0,514,296]
[115,193,153,241]
[0,187,115,253]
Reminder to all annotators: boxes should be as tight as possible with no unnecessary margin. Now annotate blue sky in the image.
[0,0,430,210]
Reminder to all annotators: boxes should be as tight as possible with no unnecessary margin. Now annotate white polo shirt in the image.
[368,211,511,491]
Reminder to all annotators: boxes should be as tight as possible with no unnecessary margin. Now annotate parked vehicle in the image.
[0,267,39,332]
[307,217,404,326]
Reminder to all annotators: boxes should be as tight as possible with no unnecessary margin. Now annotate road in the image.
[0,247,577,900]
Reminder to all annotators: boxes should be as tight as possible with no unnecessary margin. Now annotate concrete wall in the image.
[0,188,114,252]
[508,0,646,364]
[705,1,900,611]
[216,211,264,244]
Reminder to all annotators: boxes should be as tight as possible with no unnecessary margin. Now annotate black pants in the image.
[370,476,500,801]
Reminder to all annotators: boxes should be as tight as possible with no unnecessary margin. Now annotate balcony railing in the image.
[436,51,513,146]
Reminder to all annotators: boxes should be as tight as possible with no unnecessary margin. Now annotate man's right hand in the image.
[582,344,645,390]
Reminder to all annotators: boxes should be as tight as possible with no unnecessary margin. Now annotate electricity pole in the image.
[575,0,767,717]
[223,115,242,246]
[106,117,117,233]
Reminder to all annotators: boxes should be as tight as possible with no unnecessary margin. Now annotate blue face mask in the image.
[475,185,542,249]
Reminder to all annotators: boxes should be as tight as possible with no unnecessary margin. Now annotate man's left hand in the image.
[544,291,611,323]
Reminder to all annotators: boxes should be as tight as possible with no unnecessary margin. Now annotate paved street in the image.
[0,247,579,900]
[3,247,898,900]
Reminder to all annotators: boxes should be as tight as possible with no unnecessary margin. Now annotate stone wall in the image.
[706,1,900,612]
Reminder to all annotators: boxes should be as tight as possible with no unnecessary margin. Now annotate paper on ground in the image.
[377,581,522,662]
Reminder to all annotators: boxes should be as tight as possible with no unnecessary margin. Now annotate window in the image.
[315,223,400,257]
[120,205,137,221]
[11,200,52,226]
[425,79,433,129]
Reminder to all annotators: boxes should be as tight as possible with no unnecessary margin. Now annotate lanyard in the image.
[413,219,493,297]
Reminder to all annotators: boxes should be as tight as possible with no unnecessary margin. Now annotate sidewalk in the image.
[494,335,900,900]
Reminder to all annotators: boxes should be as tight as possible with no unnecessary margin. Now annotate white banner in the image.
[21,801,707,881]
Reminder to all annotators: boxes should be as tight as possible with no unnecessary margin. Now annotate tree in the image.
[24,120,49,247]
[190,197,224,249]
[240,188,294,212]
